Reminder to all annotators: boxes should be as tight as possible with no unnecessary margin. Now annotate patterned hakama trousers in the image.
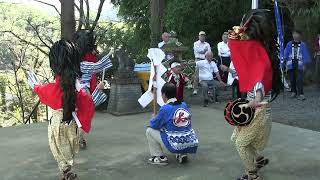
[231,107,272,172]
[48,111,79,173]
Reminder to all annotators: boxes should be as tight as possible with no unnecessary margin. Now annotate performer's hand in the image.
[107,48,115,57]
[248,90,264,108]
[97,81,105,90]
[27,70,40,90]
[247,99,262,108]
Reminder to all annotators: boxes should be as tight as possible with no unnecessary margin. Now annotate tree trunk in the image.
[150,0,164,48]
[61,0,76,40]
[0,78,6,112]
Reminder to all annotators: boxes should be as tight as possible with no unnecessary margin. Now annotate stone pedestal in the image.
[107,71,146,115]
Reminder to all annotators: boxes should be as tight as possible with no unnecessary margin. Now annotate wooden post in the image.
[152,63,157,116]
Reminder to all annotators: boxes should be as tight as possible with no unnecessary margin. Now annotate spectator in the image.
[315,33,320,88]
[220,62,243,98]
[158,32,174,61]
[217,32,231,83]
[193,31,211,95]
[196,51,225,107]
[158,32,170,48]
[166,62,189,102]
[284,30,311,100]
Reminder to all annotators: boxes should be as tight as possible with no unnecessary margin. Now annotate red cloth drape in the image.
[34,76,95,133]
[228,39,272,93]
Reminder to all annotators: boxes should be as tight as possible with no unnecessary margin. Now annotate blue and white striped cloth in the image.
[80,55,112,88]
[91,88,107,107]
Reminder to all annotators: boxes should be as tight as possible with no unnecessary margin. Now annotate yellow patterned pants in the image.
[231,107,271,172]
[48,111,79,173]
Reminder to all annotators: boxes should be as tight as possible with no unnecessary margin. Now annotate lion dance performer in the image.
[226,9,282,180]
[73,30,113,149]
[28,40,104,179]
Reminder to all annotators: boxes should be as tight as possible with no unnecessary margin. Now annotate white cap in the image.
[199,31,206,36]
[171,62,181,68]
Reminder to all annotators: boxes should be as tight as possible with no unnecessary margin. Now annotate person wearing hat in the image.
[166,62,189,101]
[193,31,211,95]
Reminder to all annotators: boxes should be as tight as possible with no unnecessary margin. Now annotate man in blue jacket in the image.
[146,83,198,165]
[284,30,311,100]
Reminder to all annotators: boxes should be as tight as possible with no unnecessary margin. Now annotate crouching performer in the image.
[146,83,198,165]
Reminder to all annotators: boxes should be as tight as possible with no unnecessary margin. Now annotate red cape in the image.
[34,76,95,133]
[83,53,97,93]
[228,39,272,93]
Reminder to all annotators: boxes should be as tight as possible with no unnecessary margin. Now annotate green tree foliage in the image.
[0,3,60,126]
[112,0,253,60]
[111,0,150,62]
[164,0,253,57]
[111,0,295,60]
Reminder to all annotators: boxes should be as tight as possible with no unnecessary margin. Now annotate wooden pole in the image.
[102,68,106,81]
[152,63,157,116]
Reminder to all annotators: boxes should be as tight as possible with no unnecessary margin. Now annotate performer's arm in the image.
[248,82,265,108]
[91,82,107,107]
[81,55,112,74]
[149,107,166,130]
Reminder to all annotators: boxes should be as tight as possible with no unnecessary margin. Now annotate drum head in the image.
[224,98,255,126]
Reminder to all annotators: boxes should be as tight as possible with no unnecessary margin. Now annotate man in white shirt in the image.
[196,51,225,107]
[217,32,231,83]
[193,31,211,61]
[158,32,170,48]
[158,32,173,61]
[193,31,211,95]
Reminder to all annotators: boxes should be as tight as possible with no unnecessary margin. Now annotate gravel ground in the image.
[184,85,320,132]
[271,85,320,131]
